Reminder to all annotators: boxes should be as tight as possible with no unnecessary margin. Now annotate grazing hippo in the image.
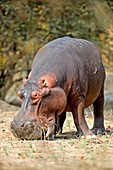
[11,37,106,139]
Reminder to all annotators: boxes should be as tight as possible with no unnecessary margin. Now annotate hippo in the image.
[11,37,106,139]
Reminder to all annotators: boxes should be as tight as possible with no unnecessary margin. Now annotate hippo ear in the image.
[50,87,67,115]
[41,79,48,87]
[39,78,48,88]
[38,79,50,96]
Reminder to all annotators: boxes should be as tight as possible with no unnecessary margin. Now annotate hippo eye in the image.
[31,91,39,99]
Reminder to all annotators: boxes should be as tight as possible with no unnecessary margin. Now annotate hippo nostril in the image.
[20,121,35,131]
[26,121,31,126]
[25,121,34,128]
[20,123,25,128]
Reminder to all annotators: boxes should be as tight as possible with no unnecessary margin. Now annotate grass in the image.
[0,101,113,170]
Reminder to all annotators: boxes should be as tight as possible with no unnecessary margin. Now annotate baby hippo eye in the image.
[31,91,40,99]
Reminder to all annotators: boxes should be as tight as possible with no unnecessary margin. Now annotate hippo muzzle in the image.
[11,102,55,140]
[11,107,55,140]
[10,83,66,140]
[11,118,44,140]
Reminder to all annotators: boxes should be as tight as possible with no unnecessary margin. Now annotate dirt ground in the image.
[0,100,113,170]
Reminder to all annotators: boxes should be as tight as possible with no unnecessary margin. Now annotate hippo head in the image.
[10,77,67,140]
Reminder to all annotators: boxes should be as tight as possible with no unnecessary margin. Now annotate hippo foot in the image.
[56,131,63,136]
[55,128,63,136]
[92,128,106,135]
[80,129,97,139]
[81,134,97,140]
[76,130,83,137]
[46,134,56,140]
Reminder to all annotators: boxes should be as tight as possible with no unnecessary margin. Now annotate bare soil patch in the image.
[0,100,113,170]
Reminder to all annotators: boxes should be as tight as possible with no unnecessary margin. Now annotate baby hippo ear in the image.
[50,87,67,115]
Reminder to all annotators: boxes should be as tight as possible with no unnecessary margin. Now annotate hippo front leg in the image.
[57,112,66,134]
[54,112,66,137]
[74,96,96,138]
[72,109,83,136]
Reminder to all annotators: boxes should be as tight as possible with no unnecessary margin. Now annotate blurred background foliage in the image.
[0,0,113,100]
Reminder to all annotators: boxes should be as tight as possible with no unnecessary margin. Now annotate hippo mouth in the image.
[10,119,55,140]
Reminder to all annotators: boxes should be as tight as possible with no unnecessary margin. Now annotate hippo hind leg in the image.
[92,86,106,135]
